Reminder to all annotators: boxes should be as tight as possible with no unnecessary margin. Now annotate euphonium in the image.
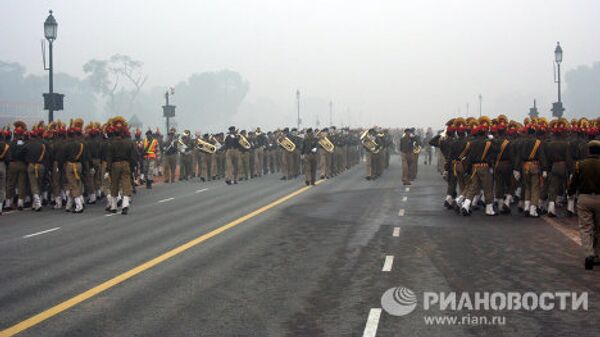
[316,130,335,153]
[413,141,422,155]
[238,133,252,150]
[277,136,296,152]
[196,138,217,154]
[360,130,380,154]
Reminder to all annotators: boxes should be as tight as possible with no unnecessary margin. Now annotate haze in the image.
[2,0,600,130]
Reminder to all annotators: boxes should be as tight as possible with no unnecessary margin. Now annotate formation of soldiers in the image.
[429,115,600,218]
[0,117,376,216]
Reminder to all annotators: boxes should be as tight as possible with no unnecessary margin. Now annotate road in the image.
[0,156,598,337]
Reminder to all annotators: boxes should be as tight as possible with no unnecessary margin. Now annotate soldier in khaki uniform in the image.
[63,119,88,213]
[200,133,218,181]
[25,121,49,211]
[459,117,496,216]
[514,121,546,217]
[568,140,600,269]
[162,128,178,183]
[318,128,333,179]
[301,128,319,185]
[106,117,136,214]
[399,128,416,185]
[5,121,28,210]
[224,126,241,184]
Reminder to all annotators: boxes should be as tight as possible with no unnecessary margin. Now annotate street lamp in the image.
[43,10,63,122]
[329,100,333,126]
[552,41,565,118]
[162,87,176,132]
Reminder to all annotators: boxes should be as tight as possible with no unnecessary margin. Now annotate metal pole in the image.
[329,100,333,126]
[557,63,562,103]
[48,40,54,122]
[166,92,170,132]
[478,94,482,118]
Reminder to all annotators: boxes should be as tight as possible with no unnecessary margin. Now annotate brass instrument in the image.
[315,130,335,153]
[238,132,252,150]
[277,136,296,152]
[360,130,380,154]
[196,137,217,154]
[210,135,222,151]
[413,141,422,155]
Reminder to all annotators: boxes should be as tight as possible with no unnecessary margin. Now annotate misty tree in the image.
[0,60,97,121]
[564,61,600,117]
[174,70,250,130]
[83,54,148,118]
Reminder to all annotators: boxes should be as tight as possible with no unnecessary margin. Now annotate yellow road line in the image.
[0,181,321,337]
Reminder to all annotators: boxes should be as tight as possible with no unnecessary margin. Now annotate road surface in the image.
[0,156,598,337]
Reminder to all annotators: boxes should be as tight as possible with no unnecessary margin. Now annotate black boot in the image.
[146,179,152,189]
[585,256,595,270]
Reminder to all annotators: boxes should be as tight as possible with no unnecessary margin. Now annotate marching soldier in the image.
[200,133,217,181]
[459,116,496,216]
[399,128,417,185]
[142,129,159,188]
[5,121,28,211]
[106,117,136,214]
[544,118,571,217]
[279,128,295,180]
[239,130,251,180]
[513,120,547,217]
[25,121,49,211]
[224,126,241,185]
[254,128,267,178]
[178,130,193,181]
[63,119,88,213]
[84,122,102,203]
[318,128,333,179]
[568,140,600,269]
[163,128,178,183]
[301,128,319,185]
[491,115,513,214]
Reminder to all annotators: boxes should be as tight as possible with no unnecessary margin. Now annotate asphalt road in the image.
[0,156,598,337]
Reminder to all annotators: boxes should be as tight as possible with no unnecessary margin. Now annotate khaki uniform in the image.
[568,151,600,257]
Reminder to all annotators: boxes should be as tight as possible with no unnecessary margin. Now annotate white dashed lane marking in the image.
[398,209,405,216]
[382,255,394,272]
[362,308,382,337]
[23,227,61,239]
[158,197,175,203]
[405,187,410,192]
[393,227,400,237]
[402,196,407,202]
[195,188,209,193]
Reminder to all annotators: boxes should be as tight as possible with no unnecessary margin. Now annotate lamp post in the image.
[162,87,176,132]
[44,10,59,122]
[478,94,482,118]
[296,89,301,129]
[552,41,565,118]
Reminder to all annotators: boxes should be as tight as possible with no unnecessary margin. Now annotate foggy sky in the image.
[2,0,600,128]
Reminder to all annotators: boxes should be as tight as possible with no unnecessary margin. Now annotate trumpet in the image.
[196,138,217,154]
[277,136,296,152]
[315,130,335,153]
[360,130,380,154]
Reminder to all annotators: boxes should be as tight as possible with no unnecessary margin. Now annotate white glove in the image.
[104,172,110,179]
[300,154,305,160]
[542,171,547,179]
[487,134,494,140]
[489,168,494,175]
[513,170,521,180]
[311,148,317,153]
[90,168,96,175]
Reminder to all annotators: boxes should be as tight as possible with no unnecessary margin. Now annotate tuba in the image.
[360,130,380,154]
[277,136,296,152]
[196,138,217,154]
[316,130,335,153]
[238,132,252,150]
[413,141,422,155]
